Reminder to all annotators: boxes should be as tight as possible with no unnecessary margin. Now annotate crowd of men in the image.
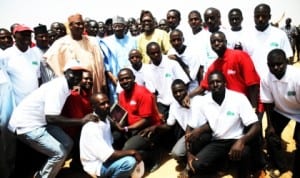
[1,3,300,178]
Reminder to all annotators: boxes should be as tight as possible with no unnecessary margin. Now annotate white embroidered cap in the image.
[63,59,87,71]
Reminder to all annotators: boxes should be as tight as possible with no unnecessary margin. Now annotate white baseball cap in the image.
[63,59,88,71]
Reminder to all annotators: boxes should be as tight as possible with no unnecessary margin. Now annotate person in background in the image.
[137,10,171,64]
[44,13,106,93]
[116,49,154,94]
[97,21,106,39]
[199,7,226,72]
[33,25,49,54]
[10,23,20,35]
[280,18,298,63]
[47,29,57,46]
[0,28,13,50]
[0,24,42,178]
[127,17,137,28]
[226,8,247,50]
[185,10,206,78]
[3,24,41,105]
[187,10,203,38]
[0,41,15,178]
[80,92,142,178]
[168,29,202,92]
[129,23,140,37]
[105,18,114,37]
[86,19,99,37]
[158,19,170,33]
[9,23,36,48]
[261,49,300,178]
[50,22,67,40]
[8,60,94,178]
[295,24,300,62]
[13,24,52,177]
[166,9,181,31]
[99,15,137,104]
[32,24,55,84]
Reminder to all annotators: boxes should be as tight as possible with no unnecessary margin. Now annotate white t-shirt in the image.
[2,45,40,105]
[80,118,114,177]
[242,25,293,79]
[167,100,190,131]
[195,29,218,73]
[8,77,70,134]
[225,28,249,50]
[260,65,300,122]
[167,45,202,91]
[199,89,258,140]
[116,64,155,93]
[187,95,207,129]
[149,55,190,105]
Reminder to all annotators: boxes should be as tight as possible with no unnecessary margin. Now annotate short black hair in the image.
[171,79,186,89]
[228,8,243,17]
[208,70,226,83]
[267,48,287,63]
[146,41,160,54]
[254,3,271,14]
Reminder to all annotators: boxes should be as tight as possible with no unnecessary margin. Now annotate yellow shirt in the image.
[137,28,171,64]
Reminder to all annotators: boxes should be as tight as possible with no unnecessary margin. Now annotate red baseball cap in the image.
[13,24,33,35]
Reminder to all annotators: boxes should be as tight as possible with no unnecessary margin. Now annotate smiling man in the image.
[137,10,171,64]
[44,13,106,93]
[8,60,94,178]
[114,68,162,172]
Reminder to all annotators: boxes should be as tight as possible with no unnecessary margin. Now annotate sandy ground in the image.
[145,118,296,178]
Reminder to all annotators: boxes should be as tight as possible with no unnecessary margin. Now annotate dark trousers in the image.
[267,110,300,177]
[113,130,158,171]
[192,139,251,178]
[157,102,170,122]
[69,130,83,170]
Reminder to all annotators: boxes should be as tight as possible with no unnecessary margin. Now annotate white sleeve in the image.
[188,97,207,128]
[260,76,274,103]
[80,123,114,162]
[172,60,190,84]
[166,104,176,126]
[239,94,259,127]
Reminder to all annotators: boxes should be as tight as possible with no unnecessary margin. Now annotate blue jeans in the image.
[100,156,136,178]
[18,125,73,178]
[170,135,186,159]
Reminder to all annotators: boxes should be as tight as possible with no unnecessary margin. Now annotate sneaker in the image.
[149,162,160,173]
[177,168,191,178]
[251,170,266,178]
[269,169,281,178]
[175,162,187,171]
[33,171,41,178]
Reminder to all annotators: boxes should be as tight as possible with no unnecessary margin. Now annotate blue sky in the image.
[1,0,299,30]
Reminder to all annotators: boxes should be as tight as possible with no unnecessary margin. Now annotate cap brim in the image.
[65,67,89,71]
